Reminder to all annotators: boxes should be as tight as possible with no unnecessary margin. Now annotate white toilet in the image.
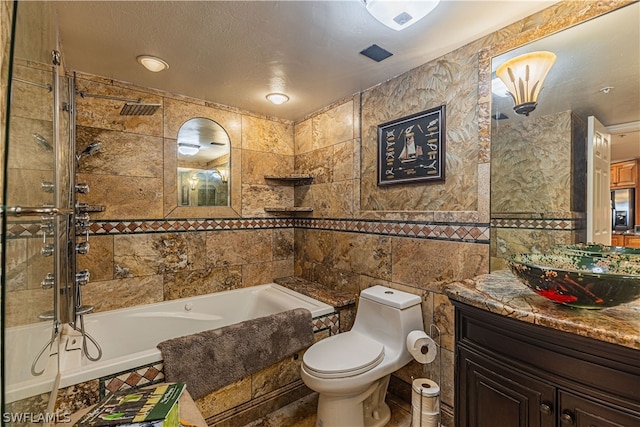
[301,285,423,427]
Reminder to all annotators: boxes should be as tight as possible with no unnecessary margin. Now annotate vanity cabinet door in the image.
[458,346,556,427]
[558,391,640,427]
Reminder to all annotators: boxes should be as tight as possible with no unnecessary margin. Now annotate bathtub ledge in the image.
[274,276,356,308]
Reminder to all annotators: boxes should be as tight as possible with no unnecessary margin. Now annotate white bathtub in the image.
[5,283,334,403]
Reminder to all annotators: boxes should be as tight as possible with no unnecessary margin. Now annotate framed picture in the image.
[377,105,446,186]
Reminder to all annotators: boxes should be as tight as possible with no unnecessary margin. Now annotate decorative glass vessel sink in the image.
[508,253,640,309]
[551,244,640,262]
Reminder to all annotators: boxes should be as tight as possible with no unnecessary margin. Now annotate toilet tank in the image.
[351,286,423,356]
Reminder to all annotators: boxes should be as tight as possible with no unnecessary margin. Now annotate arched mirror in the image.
[176,118,230,207]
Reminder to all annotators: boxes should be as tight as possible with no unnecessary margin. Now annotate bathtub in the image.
[5,283,334,403]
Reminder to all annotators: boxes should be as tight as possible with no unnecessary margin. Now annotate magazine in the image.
[75,383,186,427]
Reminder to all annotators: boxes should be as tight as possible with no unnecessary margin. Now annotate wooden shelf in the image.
[264,207,313,213]
[264,174,314,185]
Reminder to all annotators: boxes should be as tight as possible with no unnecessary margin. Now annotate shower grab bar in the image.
[3,206,73,217]
[12,77,53,92]
[76,90,141,104]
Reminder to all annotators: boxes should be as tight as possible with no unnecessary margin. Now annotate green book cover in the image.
[75,383,185,427]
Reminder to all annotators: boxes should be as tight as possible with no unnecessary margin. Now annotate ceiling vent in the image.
[360,44,393,62]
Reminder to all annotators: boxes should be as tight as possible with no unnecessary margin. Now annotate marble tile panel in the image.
[293,229,334,265]
[477,162,490,223]
[241,184,294,217]
[163,266,243,300]
[251,353,304,399]
[206,229,273,267]
[242,149,294,185]
[7,116,54,171]
[294,146,332,184]
[6,168,54,207]
[196,377,252,419]
[113,234,164,277]
[332,139,355,182]
[294,118,313,155]
[433,292,455,352]
[490,227,574,271]
[10,63,54,122]
[77,235,114,282]
[76,126,163,178]
[391,238,489,290]
[424,347,454,408]
[163,97,242,146]
[54,379,100,416]
[242,115,294,155]
[76,173,163,220]
[294,181,353,218]
[242,259,294,287]
[82,275,163,312]
[4,238,27,291]
[272,228,294,260]
[4,287,53,327]
[331,231,392,281]
[75,78,163,136]
[312,100,354,149]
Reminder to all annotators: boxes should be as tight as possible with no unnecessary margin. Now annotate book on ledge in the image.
[75,382,186,427]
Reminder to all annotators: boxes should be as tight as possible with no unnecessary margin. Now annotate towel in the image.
[157,308,313,400]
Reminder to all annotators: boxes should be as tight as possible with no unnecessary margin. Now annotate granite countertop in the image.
[274,276,357,308]
[445,270,640,351]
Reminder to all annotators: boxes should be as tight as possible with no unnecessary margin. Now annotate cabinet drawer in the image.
[558,391,640,426]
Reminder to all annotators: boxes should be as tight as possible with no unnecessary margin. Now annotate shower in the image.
[77,141,103,160]
[76,90,161,116]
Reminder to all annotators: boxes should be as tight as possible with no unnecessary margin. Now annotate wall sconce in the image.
[212,168,229,184]
[362,0,440,31]
[495,51,556,116]
[188,175,199,190]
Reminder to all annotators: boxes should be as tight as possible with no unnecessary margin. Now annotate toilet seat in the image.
[303,332,385,379]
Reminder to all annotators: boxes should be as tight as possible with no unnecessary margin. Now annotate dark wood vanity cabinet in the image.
[453,302,640,427]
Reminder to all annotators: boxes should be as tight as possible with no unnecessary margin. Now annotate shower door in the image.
[2,1,73,420]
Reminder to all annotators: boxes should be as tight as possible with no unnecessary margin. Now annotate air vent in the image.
[492,112,509,120]
[360,44,393,62]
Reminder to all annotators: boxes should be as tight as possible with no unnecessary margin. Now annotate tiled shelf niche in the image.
[263,174,314,214]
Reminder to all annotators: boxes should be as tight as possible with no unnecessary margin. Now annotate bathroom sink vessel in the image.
[551,243,640,262]
[508,253,640,309]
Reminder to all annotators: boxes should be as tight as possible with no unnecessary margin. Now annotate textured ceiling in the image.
[53,0,559,121]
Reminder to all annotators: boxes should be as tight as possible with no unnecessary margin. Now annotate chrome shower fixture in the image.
[120,103,161,116]
[76,90,160,116]
[77,141,103,160]
[33,133,53,152]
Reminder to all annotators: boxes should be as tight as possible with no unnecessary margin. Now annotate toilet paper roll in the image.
[412,378,440,427]
[406,330,437,364]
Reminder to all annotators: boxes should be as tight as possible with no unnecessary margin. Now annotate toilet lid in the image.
[303,332,385,379]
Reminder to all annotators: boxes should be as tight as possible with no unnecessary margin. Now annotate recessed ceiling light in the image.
[137,55,169,72]
[266,93,289,105]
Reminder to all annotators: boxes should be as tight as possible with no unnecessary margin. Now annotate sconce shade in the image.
[496,51,556,116]
[363,0,440,31]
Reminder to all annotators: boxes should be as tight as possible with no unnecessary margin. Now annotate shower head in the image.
[78,141,103,159]
[33,134,53,152]
[120,103,161,116]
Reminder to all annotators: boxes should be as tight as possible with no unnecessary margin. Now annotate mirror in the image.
[176,118,230,207]
[490,3,640,270]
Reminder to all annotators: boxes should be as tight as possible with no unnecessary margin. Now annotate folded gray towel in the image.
[157,308,314,400]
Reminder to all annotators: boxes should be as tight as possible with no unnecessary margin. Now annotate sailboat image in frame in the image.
[377,105,446,186]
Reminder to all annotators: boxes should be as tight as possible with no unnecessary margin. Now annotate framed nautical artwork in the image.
[377,105,446,186]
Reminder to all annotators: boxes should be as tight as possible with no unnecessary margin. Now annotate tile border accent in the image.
[491,217,582,231]
[6,217,490,244]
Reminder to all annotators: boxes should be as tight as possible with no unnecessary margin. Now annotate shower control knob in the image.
[75,183,90,194]
[41,181,55,193]
[76,269,91,285]
[41,273,55,289]
[76,241,90,255]
[41,244,55,257]
[76,202,90,213]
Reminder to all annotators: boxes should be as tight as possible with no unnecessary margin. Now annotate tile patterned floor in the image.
[243,392,413,427]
